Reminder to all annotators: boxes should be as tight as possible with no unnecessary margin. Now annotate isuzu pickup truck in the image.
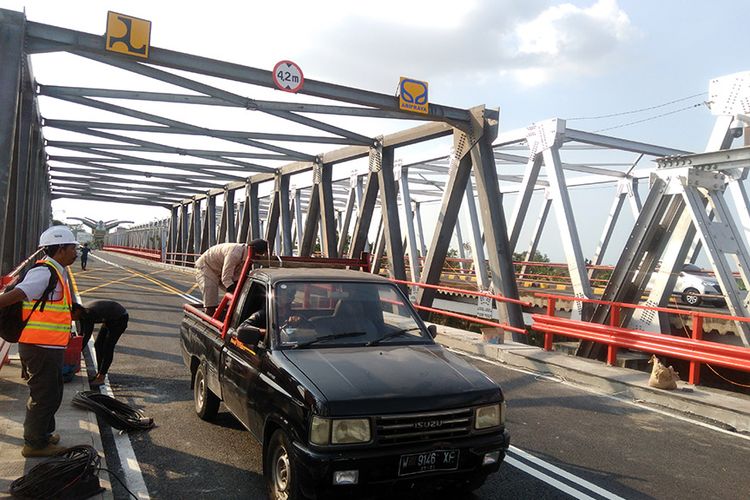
[180,254,509,499]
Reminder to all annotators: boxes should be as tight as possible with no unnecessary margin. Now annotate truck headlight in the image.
[310,416,331,445]
[332,419,370,444]
[310,416,371,445]
[475,403,502,429]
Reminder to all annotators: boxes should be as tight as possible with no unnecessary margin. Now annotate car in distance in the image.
[676,263,725,307]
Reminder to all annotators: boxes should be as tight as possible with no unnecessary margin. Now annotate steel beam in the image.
[377,146,405,280]
[0,10,24,272]
[317,162,338,258]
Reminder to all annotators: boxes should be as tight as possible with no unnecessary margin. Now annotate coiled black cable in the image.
[9,445,103,498]
[72,391,155,432]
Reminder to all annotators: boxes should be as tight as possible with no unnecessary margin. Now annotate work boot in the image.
[21,443,65,458]
[48,433,61,445]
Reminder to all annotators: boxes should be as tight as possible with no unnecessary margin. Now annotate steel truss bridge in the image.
[4,9,750,350]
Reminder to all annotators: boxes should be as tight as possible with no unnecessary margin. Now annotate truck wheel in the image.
[266,430,302,500]
[194,364,219,421]
[682,288,702,306]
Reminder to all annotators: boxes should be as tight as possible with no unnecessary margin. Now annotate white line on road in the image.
[505,456,599,500]
[91,254,200,303]
[74,265,151,499]
[508,446,626,500]
[451,349,750,442]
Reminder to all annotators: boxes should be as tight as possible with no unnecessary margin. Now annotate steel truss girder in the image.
[48,93,309,164]
[417,109,524,333]
[39,85,437,121]
[23,19,472,123]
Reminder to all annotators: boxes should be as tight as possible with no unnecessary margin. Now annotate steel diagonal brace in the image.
[46,93,312,162]
[70,52,373,146]
[24,19,473,124]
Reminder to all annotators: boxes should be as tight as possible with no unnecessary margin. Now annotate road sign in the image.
[273,60,304,93]
[399,77,429,114]
[105,11,151,59]
[477,294,494,319]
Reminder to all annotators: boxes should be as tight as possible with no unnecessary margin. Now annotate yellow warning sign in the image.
[399,77,429,114]
[105,11,151,59]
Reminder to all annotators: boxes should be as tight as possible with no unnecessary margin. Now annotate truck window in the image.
[237,281,268,330]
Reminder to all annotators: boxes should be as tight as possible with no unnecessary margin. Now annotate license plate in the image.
[398,449,459,476]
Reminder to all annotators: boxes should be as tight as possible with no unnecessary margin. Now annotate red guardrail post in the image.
[543,297,557,351]
[607,305,621,366]
[689,313,704,385]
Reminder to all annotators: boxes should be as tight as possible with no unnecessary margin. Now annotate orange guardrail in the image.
[104,245,163,261]
[390,278,530,335]
[1,249,45,369]
[532,292,750,385]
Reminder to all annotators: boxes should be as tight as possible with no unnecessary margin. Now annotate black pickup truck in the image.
[180,258,509,499]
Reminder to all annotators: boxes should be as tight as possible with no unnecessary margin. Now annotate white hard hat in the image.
[39,225,77,247]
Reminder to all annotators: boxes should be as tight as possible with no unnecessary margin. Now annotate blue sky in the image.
[2,0,748,263]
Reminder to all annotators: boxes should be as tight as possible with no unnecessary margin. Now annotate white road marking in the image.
[451,348,750,442]
[91,253,200,303]
[505,456,599,500]
[74,272,151,499]
[509,446,626,500]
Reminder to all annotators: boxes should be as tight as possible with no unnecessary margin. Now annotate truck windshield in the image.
[273,281,430,348]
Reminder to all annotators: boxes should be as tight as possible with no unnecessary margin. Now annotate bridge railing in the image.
[532,292,750,385]
[390,278,531,335]
[1,249,44,369]
[103,245,163,262]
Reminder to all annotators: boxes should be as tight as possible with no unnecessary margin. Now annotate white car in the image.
[675,264,725,307]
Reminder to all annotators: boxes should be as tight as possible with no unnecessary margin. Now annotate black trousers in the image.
[18,343,64,449]
[93,313,128,375]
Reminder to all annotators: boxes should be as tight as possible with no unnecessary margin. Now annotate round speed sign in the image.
[273,60,304,93]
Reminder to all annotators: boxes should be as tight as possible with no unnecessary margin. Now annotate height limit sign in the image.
[273,60,304,93]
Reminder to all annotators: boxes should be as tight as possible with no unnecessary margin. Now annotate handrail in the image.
[390,278,532,307]
[534,291,750,324]
[1,249,45,369]
[104,245,163,261]
[532,313,750,385]
[390,278,530,335]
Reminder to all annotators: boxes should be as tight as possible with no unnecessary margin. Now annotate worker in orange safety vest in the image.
[0,225,78,457]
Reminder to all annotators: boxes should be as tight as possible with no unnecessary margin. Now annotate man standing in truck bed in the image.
[195,239,267,315]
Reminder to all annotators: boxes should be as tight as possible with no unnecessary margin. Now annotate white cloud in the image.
[294,0,636,91]
[511,0,636,86]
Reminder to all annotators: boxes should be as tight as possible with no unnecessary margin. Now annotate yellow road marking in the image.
[77,268,169,295]
[68,267,80,298]
[94,257,195,299]
[186,283,198,294]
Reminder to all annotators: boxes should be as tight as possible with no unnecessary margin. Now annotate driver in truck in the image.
[239,284,312,341]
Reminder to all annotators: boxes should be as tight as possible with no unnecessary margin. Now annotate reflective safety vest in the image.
[18,260,71,347]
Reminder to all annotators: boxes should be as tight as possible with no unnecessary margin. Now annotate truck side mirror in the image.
[427,324,438,339]
[237,324,262,345]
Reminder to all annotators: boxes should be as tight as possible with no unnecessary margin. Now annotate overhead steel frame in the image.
[590,72,750,349]
[489,119,687,319]
[0,10,51,273]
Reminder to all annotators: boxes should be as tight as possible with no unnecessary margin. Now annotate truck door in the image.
[220,281,267,436]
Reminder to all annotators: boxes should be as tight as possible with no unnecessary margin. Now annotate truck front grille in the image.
[375,408,472,445]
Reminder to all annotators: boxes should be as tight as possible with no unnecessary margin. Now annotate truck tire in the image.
[681,287,702,306]
[194,364,219,421]
[266,429,302,500]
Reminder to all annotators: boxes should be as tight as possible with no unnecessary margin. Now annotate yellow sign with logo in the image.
[105,11,151,59]
[399,77,429,114]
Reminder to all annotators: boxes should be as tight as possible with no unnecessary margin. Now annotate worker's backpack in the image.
[0,263,59,343]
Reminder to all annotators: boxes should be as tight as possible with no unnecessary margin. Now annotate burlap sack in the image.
[648,355,680,390]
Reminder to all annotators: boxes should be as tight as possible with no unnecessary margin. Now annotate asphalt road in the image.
[72,252,750,499]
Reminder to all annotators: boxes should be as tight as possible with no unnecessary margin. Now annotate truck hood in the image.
[282,344,501,415]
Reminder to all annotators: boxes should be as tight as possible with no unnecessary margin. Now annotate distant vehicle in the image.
[676,263,725,307]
